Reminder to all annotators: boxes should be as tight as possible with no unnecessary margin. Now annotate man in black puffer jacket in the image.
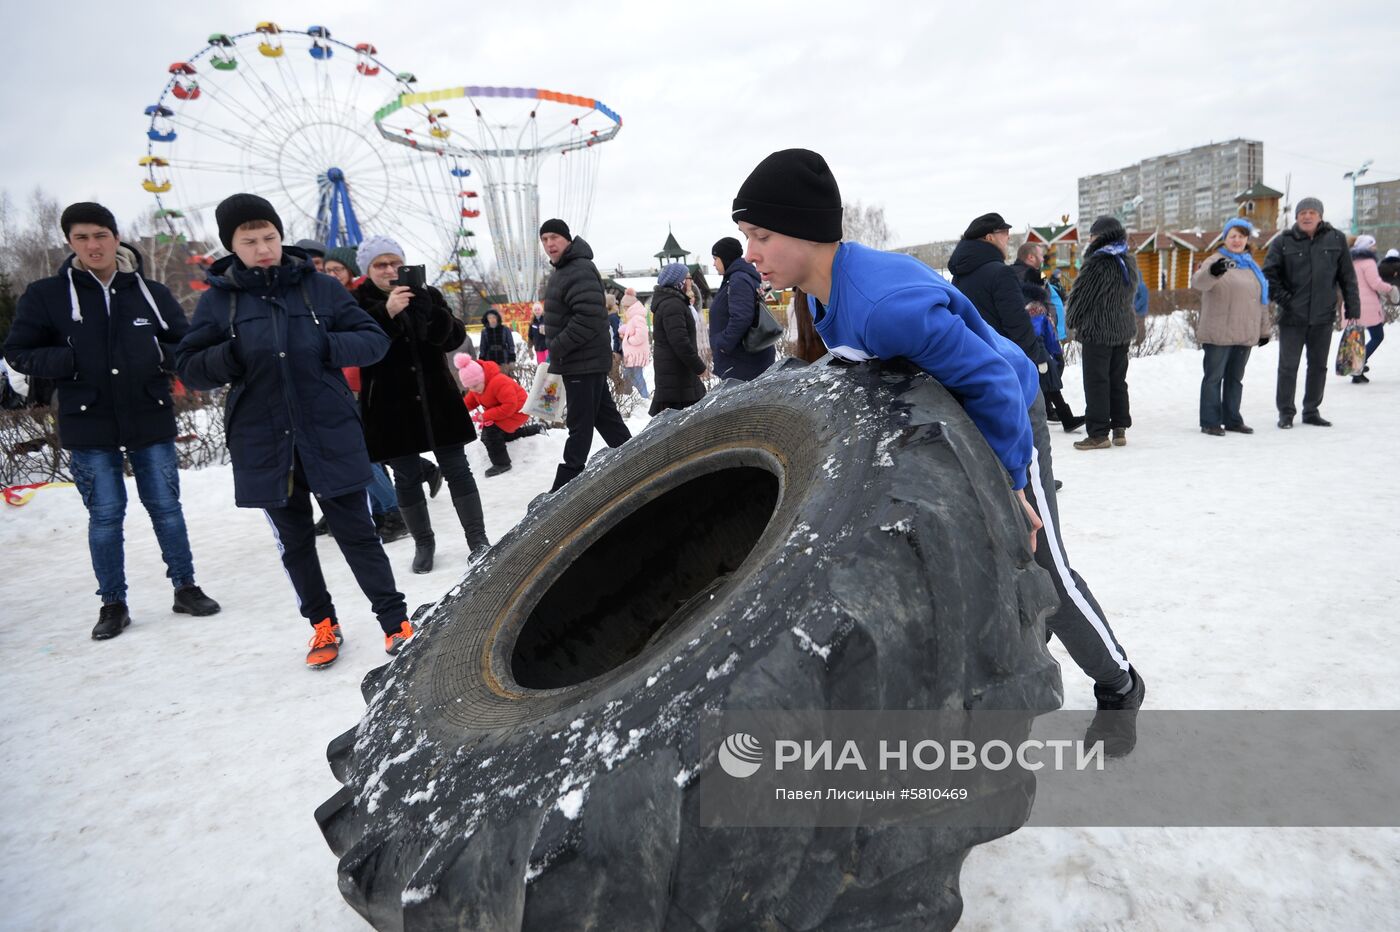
[1262,197,1360,428]
[949,213,1052,372]
[5,202,221,640]
[538,219,631,490]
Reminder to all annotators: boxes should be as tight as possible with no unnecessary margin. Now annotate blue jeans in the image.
[367,463,397,514]
[70,441,196,604]
[1365,324,1384,361]
[1200,343,1252,428]
[623,365,650,398]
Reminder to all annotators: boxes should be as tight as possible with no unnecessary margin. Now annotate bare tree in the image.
[841,200,894,249]
[0,187,65,289]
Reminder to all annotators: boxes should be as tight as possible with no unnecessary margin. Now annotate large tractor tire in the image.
[316,358,1064,931]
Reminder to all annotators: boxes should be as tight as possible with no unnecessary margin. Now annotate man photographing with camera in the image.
[354,236,490,575]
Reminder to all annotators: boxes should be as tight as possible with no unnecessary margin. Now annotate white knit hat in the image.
[356,235,405,273]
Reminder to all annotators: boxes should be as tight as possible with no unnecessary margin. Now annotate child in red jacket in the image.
[455,354,546,476]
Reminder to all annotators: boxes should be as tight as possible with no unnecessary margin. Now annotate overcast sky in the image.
[4,0,1397,274]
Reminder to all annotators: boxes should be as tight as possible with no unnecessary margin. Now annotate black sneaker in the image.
[92,602,131,640]
[484,463,512,477]
[1302,413,1332,427]
[1224,423,1254,434]
[1352,374,1369,384]
[1085,667,1146,758]
[173,585,221,617]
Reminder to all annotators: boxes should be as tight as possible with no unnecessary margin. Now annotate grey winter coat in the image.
[1191,260,1273,347]
[1066,244,1140,346]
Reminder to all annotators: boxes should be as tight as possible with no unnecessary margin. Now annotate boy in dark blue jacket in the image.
[1027,292,1084,431]
[4,202,220,640]
[733,150,1144,754]
[177,194,409,669]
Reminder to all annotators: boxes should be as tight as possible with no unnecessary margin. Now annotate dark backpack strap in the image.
[299,279,322,326]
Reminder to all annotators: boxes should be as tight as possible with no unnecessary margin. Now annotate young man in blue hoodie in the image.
[732,149,1144,754]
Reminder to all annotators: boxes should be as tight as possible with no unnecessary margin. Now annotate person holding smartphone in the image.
[354,235,489,574]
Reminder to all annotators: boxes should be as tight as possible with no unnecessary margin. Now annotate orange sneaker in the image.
[307,618,341,669]
[384,621,414,656]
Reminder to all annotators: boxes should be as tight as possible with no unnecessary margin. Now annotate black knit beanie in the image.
[60,202,118,238]
[1088,216,1126,241]
[216,193,284,251]
[732,149,843,242]
[539,218,572,240]
[711,236,743,268]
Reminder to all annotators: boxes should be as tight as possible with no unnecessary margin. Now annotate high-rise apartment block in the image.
[1078,139,1264,235]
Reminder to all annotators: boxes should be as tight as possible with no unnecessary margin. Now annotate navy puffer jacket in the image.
[176,248,389,508]
[4,245,188,450]
[708,257,775,381]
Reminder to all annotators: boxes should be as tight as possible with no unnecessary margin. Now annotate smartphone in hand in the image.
[393,265,427,289]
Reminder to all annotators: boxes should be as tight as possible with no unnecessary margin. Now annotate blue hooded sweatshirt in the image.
[812,242,1037,489]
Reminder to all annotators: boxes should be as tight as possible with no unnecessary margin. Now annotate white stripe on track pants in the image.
[1023,392,1132,691]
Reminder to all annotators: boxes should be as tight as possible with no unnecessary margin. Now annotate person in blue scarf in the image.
[1066,216,1141,449]
[1190,218,1273,434]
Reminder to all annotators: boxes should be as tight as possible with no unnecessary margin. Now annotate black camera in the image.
[393,264,427,289]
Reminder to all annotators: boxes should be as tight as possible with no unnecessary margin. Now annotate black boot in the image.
[376,508,410,544]
[313,514,330,536]
[1085,666,1146,758]
[453,491,491,553]
[172,585,221,616]
[1062,415,1086,433]
[550,463,582,492]
[92,602,131,640]
[484,463,512,477]
[399,501,435,574]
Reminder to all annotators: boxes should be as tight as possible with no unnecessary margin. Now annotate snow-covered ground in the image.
[2,343,1397,931]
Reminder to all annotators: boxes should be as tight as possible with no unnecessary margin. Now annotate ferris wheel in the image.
[140,22,489,293]
[373,84,623,308]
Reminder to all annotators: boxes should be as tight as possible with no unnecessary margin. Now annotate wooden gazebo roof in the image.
[654,230,688,261]
[1235,181,1284,203]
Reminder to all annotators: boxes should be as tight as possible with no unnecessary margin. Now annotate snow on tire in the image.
[316,358,1064,931]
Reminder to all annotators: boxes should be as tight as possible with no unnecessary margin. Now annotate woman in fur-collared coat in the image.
[1066,216,1140,450]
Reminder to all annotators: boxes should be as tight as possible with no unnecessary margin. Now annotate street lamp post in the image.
[1343,159,1373,234]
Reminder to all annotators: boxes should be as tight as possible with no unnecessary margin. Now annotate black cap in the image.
[294,238,327,258]
[1088,215,1126,241]
[215,194,284,251]
[60,202,118,238]
[711,237,743,268]
[962,212,1012,240]
[539,218,572,240]
[731,149,843,243]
